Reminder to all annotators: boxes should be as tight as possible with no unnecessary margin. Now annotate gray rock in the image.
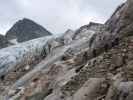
[61,29,75,45]
[106,0,133,36]
[126,92,133,100]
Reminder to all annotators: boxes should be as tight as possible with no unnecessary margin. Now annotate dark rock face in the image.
[0,35,10,49]
[6,18,52,42]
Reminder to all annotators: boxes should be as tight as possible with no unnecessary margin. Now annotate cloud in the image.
[0,0,126,35]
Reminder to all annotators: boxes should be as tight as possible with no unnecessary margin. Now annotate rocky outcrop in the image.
[106,0,133,36]
[73,22,104,40]
[6,18,52,42]
[61,29,75,45]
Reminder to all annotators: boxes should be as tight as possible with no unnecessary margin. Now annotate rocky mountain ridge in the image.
[0,0,133,100]
[0,18,52,49]
[6,18,52,42]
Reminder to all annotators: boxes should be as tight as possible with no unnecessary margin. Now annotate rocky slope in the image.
[6,18,52,42]
[106,0,133,36]
[0,0,133,100]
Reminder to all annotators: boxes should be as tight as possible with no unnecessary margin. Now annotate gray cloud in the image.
[0,0,126,35]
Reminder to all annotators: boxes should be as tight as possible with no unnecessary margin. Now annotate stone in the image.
[126,92,133,100]
[111,55,124,67]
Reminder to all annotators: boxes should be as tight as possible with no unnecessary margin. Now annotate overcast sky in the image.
[0,0,126,35]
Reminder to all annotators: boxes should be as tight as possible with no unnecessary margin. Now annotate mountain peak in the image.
[6,18,52,42]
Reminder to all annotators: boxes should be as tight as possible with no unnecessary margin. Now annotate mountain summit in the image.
[6,18,52,42]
